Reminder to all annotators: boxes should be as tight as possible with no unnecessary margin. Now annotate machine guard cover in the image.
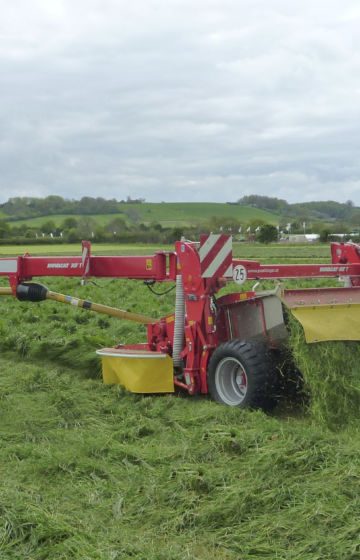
[290,304,360,343]
[281,287,360,343]
[96,348,174,393]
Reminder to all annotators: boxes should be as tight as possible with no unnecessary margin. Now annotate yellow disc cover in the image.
[96,348,174,393]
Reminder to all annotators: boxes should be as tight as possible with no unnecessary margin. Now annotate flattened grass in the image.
[0,269,359,431]
[1,358,360,559]
[0,277,173,376]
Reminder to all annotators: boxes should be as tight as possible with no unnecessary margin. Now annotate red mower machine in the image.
[1,235,360,409]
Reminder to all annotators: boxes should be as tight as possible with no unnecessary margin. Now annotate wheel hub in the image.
[215,357,248,406]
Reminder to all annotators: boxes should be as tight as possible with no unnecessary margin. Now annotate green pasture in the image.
[4,202,279,228]
[0,244,360,558]
[0,243,172,257]
[7,214,131,228]
[125,202,279,225]
[0,242,331,262]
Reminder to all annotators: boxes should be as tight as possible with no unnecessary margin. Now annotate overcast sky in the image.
[1,0,360,205]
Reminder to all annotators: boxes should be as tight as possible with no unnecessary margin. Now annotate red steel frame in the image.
[1,238,360,395]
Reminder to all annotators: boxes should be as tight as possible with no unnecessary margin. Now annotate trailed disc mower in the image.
[1,235,360,409]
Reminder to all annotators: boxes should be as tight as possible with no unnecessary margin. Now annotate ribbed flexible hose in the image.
[172,274,185,367]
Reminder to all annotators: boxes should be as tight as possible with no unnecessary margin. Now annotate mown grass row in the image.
[0,267,359,431]
[1,357,360,559]
[0,277,167,376]
[288,317,360,430]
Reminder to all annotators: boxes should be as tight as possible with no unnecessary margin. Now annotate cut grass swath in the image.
[1,358,360,559]
[287,313,360,429]
[1,272,360,428]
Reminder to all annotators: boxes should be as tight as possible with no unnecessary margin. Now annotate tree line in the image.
[1,196,144,220]
[237,195,360,223]
[1,213,358,246]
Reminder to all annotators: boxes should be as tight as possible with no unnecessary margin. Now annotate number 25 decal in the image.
[232,265,247,285]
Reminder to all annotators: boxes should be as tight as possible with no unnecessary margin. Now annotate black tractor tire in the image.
[207,339,277,410]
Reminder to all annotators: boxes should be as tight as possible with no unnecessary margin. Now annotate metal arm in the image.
[0,241,178,291]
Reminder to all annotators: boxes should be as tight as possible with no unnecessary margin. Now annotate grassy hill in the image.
[123,202,279,226]
[5,203,279,228]
[2,195,359,232]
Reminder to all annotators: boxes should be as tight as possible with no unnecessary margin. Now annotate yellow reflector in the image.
[291,304,360,343]
[96,348,174,393]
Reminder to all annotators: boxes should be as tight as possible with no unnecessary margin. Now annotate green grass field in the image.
[0,243,173,257]
[5,202,279,228]
[0,242,331,262]
[1,243,360,558]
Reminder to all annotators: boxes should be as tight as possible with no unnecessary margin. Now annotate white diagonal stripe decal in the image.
[0,260,17,273]
[199,234,221,262]
[202,237,232,278]
[224,264,233,277]
[82,247,88,267]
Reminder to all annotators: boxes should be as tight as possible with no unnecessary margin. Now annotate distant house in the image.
[287,234,320,243]
[328,233,359,240]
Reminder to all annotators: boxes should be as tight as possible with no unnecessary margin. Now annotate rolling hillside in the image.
[5,203,279,228]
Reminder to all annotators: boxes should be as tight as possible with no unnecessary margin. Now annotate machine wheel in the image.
[207,340,276,410]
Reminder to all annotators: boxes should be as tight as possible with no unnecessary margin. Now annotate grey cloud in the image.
[1,0,360,205]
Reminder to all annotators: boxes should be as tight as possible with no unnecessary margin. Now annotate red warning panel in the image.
[199,234,233,279]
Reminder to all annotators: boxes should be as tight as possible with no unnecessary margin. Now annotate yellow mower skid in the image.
[96,348,174,393]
